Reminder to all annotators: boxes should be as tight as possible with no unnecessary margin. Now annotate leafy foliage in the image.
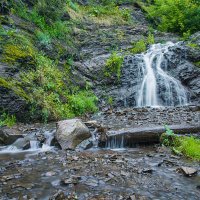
[104,52,124,80]
[0,113,16,128]
[146,0,200,35]
[0,25,97,122]
[35,31,51,45]
[13,1,72,42]
[18,53,98,121]
[194,61,200,68]
[146,32,155,45]
[35,0,67,23]
[131,39,147,54]
[130,33,155,54]
[165,125,174,136]
[160,126,176,146]
[77,2,132,25]
[175,136,200,160]
[68,91,98,116]
[161,126,200,160]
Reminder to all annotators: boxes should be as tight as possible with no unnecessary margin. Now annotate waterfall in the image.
[42,130,55,151]
[30,140,40,150]
[106,135,125,149]
[137,42,189,107]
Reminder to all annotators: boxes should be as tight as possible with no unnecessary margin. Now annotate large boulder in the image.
[55,119,91,150]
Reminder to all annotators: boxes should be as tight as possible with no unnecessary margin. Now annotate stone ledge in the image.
[106,125,200,144]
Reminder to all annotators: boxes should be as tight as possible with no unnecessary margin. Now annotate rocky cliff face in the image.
[0,61,29,120]
[90,35,200,108]
[0,1,199,121]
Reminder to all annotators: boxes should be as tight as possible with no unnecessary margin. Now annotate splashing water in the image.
[137,42,189,107]
[0,130,55,154]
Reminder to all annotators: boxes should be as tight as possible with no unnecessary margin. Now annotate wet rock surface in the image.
[92,106,200,130]
[98,41,200,108]
[177,167,198,177]
[0,126,24,145]
[0,146,200,200]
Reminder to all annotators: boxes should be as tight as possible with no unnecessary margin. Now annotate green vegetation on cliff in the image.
[0,0,200,123]
[0,25,98,122]
[146,0,200,36]
[0,0,99,122]
[104,52,124,80]
[0,113,16,127]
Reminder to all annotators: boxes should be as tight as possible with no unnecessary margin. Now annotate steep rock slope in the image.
[0,0,199,122]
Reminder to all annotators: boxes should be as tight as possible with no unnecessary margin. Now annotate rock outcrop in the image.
[99,40,200,108]
[105,124,200,148]
[0,127,24,145]
[0,0,199,120]
[56,119,91,150]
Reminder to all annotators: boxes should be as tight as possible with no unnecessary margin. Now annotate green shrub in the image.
[0,113,16,128]
[160,126,176,146]
[67,0,79,11]
[131,39,146,54]
[35,30,51,45]
[194,61,200,68]
[0,25,7,36]
[82,3,132,25]
[146,0,200,35]
[68,91,98,116]
[161,126,200,161]
[130,33,155,54]
[1,29,36,68]
[104,52,123,80]
[146,32,155,45]
[121,8,132,22]
[0,25,97,122]
[187,43,199,49]
[18,52,98,121]
[107,96,114,106]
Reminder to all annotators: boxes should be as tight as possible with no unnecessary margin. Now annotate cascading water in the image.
[0,130,55,153]
[30,140,40,150]
[104,42,191,149]
[137,42,189,107]
[106,135,125,149]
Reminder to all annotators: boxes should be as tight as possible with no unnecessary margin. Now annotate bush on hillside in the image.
[146,0,200,36]
[35,0,67,23]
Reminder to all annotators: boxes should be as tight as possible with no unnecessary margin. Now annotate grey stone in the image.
[0,127,24,145]
[56,119,91,150]
[177,167,198,177]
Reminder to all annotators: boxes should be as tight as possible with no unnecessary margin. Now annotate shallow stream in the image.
[0,143,200,200]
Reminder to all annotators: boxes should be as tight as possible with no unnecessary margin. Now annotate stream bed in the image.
[0,145,200,200]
